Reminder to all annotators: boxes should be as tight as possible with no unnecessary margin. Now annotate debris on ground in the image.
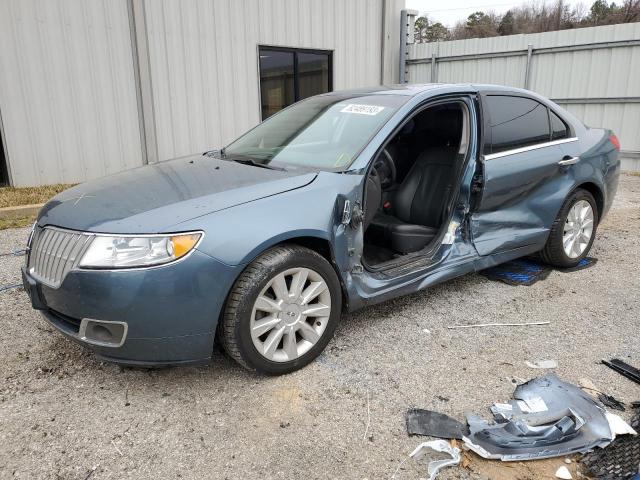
[462,375,635,461]
[0,282,22,292]
[479,258,552,286]
[602,358,640,385]
[479,257,597,286]
[555,465,573,478]
[506,376,528,385]
[461,451,580,480]
[598,393,626,411]
[581,410,640,480]
[526,359,558,369]
[404,375,637,479]
[406,409,467,440]
[407,440,460,480]
[447,321,550,329]
[578,378,626,411]
[605,411,637,437]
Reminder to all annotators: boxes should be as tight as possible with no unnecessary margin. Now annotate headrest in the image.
[416,108,460,133]
[436,109,462,134]
[415,147,458,166]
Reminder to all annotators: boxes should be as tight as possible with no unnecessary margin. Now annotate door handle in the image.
[558,156,580,166]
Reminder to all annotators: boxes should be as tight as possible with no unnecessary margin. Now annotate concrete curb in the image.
[0,203,43,220]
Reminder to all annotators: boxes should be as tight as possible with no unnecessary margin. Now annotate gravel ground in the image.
[1,175,639,480]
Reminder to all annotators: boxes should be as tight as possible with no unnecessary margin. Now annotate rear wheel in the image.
[218,245,342,374]
[540,189,598,268]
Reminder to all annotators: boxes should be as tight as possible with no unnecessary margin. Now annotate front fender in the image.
[173,172,363,269]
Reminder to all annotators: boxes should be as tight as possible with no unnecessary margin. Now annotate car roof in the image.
[324,83,534,98]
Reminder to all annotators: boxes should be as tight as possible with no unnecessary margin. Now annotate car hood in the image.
[38,155,317,233]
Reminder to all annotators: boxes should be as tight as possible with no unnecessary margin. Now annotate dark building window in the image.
[0,125,8,186]
[259,46,332,120]
[484,95,551,154]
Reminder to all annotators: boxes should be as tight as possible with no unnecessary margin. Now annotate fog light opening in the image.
[78,319,128,348]
[87,324,114,343]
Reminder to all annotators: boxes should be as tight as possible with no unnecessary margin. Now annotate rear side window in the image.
[484,96,551,154]
[550,110,568,140]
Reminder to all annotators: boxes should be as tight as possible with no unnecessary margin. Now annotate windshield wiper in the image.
[230,157,286,171]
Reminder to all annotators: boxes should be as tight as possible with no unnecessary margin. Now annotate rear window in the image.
[484,95,551,154]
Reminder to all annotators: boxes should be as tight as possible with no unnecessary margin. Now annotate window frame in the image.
[480,92,576,160]
[367,96,474,174]
[548,108,570,141]
[257,45,334,121]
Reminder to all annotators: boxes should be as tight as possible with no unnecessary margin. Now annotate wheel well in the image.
[284,236,333,263]
[279,236,349,310]
[215,236,349,343]
[576,182,604,219]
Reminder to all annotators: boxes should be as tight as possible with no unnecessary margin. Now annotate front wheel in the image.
[540,189,598,268]
[218,245,342,375]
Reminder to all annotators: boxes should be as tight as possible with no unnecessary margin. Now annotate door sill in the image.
[363,240,441,277]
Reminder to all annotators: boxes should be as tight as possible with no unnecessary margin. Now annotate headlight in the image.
[78,232,202,269]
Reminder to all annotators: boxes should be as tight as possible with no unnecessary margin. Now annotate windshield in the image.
[222,94,408,171]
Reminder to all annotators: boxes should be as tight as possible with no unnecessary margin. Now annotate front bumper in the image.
[22,249,240,366]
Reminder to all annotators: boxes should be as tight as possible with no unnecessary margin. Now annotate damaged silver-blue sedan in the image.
[22,84,620,374]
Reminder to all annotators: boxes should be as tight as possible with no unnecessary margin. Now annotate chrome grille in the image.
[28,227,93,288]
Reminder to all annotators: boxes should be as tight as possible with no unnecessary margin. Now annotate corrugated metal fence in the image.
[406,23,640,171]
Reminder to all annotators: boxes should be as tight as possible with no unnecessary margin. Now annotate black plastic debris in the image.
[557,256,598,273]
[602,359,640,385]
[463,375,615,461]
[598,393,626,412]
[406,409,468,440]
[581,411,640,480]
[479,258,552,286]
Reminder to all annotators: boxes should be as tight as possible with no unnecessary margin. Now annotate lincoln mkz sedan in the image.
[23,84,620,374]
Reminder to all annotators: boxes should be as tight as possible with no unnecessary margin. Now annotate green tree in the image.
[414,15,450,42]
[498,10,515,35]
[465,11,499,37]
[414,16,429,42]
[426,22,449,41]
[589,0,614,24]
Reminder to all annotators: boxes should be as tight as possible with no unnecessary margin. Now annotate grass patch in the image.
[626,171,640,177]
[0,184,75,209]
[0,216,35,230]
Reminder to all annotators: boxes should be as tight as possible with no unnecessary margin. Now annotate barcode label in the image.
[340,104,385,115]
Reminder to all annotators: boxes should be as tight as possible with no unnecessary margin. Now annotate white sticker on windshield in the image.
[341,104,385,115]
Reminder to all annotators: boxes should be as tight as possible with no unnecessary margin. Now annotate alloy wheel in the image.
[250,267,331,362]
[563,200,594,258]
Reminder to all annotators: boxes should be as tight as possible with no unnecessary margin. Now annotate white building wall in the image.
[407,23,640,170]
[143,0,404,162]
[0,0,143,186]
[0,0,404,185]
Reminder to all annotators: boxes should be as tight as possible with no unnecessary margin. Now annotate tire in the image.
[218,244,342,375]
[540,189,598,268]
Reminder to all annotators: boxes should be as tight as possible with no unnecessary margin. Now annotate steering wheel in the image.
[373,148,397,189]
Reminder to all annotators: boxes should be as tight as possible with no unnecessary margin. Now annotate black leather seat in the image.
[369,146,458,254]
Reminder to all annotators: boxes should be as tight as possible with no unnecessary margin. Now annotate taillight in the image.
[609,134,620,151]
